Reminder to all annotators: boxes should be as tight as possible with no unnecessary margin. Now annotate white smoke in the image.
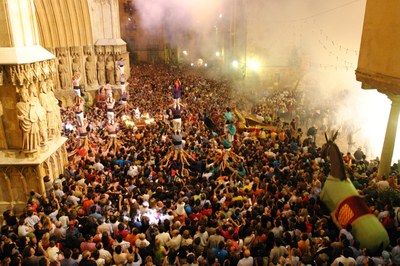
[129,0,400,164]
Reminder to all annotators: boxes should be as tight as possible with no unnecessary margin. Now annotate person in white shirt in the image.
[112,235,131,252]
[18,219,34,237]
[25,210,40,228]
[97,217,113,236]
[155,224,172,247]
[66,192,80,206]
[53,184,65,199]
[46,241,60,263]
[135,233,150,249]
[237,249,254,266]
[93,159,105,172]
[166,230,182,252]
[331,247,356,266]
[96,242,112,260]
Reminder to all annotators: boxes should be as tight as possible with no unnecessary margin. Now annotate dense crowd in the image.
[1,64,400,266]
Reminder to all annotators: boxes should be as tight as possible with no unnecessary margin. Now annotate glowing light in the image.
[145,118,155,125]
[128,17,131,21]
[190,63,194,67]
[122,115,135,127]
[231,60,239,68]
[196,58,204,67]
[216,51,220,57]
[219,13,223,18]
[204,63,208,67]
[248,59,261,71]
[121,115,131,121]
[182,50,188,56]
[352,91,390,162]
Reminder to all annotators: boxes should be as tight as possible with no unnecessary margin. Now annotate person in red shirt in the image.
[82,195,94,215]
[189,207,203,225]
[114,223,129,240]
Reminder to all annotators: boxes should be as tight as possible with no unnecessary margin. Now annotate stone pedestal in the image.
[0,137,67,215]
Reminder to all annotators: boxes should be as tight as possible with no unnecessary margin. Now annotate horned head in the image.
[321,130,339,158]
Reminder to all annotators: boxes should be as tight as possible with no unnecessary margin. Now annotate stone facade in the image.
[0,0,130,218]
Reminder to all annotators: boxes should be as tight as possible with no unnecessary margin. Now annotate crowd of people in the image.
[2,64,400,266]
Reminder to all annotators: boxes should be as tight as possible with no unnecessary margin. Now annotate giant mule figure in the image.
[320,132,389,253]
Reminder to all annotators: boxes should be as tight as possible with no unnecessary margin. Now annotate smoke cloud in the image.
[131,0,398,163]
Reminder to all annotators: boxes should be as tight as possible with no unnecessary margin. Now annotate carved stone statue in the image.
[41,61,50,79]
[50,59,57,76]
[58,57,69,90]
[39,81,59,140]
[16,86,40,152]
[24,64,34,84]
[47,79,62,136]
[72,56,81,75]
[32,62,42,82]
[28,83,48,146]
[105,55,115,84]
[97,56,106,85]
[17,65,25,85]
[85,55,96,85]
[115,59,121,85]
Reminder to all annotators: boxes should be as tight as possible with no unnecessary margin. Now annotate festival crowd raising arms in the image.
[2,64,400,266]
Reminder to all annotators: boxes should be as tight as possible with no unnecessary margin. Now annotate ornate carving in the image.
[27,83,48,146]
[97,55,106,85]
[49,59,57,77]
[58,56,69,89]
[83,46,93,56]
[113,46,121,55]
[85,54,96,85]
[41,61,51,80]
[32,62,43,82]
[71,55,81,75]
[5,61,57,87]
[95,46,105,55]
[16,85,40,153]
[105,45,113,55]
[105,55,115,84]
[69,46,81,57]
[55,47,68,57]
[39,80,61,140]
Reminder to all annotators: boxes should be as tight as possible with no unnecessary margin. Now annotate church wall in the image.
[0,2,11,47]
[356,0,400,93]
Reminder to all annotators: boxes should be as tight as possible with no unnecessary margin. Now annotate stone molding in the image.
[355,68,400,95]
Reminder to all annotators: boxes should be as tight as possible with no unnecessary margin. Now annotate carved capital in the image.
[83,46,93,56]
[105,45,113,55]
[95,45,106,55]
[70,46,81,57]
[113,46,121,55]
[55,47,68,57]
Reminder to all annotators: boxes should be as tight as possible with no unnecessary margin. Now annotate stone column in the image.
[378,95,400,177]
